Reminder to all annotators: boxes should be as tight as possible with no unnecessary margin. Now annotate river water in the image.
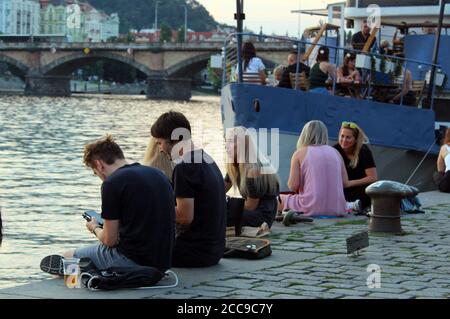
[0,94,225,289]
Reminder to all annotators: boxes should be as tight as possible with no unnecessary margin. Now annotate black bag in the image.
[223,237,272,260]
[81,266,164,291]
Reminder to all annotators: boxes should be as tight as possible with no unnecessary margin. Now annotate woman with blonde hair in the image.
[434,128,450,193]
[142,136,175,181]
[333,122,377,210]
[224,127,280,227]
[279,120,349,217]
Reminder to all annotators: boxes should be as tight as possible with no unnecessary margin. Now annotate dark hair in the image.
[343,53,356,76]
[242,41,256,71]
[316,46,329,62]
[83,134,125,168]
[151,111,191,143]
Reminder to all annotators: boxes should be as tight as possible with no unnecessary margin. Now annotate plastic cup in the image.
[63,258,80,288]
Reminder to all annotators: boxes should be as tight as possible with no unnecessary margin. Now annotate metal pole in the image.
[235,0,245,83]
[154,1,159,30]
[400,59,406,106]
[184,6,187,43]
[295,43,301,90]
[426,0,446,108]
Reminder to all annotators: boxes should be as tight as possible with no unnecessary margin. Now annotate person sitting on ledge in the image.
[333,122,377,211]
[224,126,280,228]
[278,120,351,217]
[434,128,450,193]
[151,111,227,268]
[40,135,175,275]
[277,51,310,89]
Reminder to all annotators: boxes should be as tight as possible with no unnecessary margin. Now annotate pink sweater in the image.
[281,145,347,216]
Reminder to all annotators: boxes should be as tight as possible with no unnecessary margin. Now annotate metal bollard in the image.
[365,181,418,234]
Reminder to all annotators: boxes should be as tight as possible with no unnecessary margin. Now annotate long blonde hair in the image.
[340,122,370,169]
[142,136,175,181]
[225,127,279,199]
[296,120,329,149]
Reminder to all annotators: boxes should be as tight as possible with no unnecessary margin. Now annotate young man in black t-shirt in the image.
[40,135,175,275]
[352,20,377,51]
[151,111,226,268]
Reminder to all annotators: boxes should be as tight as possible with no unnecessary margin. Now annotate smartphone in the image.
[82,210,104,227]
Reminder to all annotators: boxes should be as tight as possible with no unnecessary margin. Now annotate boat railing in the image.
[222,32,443,109]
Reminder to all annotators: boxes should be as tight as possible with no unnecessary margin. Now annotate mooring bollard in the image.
[365,180,419,234]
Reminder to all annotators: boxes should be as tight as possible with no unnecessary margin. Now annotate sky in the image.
[197,0,341,36]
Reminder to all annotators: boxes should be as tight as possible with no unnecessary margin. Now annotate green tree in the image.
[177,26,186,43]
[160,23,172,43]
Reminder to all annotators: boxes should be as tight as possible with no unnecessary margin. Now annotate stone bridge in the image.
[0,42,291,100]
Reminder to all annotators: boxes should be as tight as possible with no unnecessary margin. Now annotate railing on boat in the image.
[221,32,443,109]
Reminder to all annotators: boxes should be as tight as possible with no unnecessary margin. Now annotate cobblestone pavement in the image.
[0,196,449,299]
[155,204,450,299]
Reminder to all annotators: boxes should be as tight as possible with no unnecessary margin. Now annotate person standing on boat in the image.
[352,20,377,51]
[237,41,267,85]
[333,122,377,211]
[278,120,349,217]
[308,46,336,95]
[277,51,310,89]
[224,127,280,228]
[40,135,176,275]
[434,128,450,193]
[151,111,227,267]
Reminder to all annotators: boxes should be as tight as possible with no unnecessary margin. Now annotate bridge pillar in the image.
[146,75,191,101]
[25,75,71,97]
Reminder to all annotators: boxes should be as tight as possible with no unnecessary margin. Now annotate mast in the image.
[426,0,447,109]
[235,0,245,83]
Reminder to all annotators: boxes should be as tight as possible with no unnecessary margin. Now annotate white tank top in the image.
[445,145,450,172]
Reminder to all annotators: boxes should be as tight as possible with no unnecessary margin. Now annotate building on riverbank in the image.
[0,0,40,35]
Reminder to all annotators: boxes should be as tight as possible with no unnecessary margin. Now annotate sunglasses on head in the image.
[342,121,358,129]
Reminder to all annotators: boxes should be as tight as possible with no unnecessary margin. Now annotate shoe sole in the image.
[40,255,64,276]
[40,255,96,276]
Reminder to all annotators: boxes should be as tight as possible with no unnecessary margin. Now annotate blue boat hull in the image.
[221,83,438,192]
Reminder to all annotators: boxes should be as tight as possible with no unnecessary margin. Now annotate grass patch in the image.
[335,219,368,226]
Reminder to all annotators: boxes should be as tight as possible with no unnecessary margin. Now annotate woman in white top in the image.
[434,128,450,193]
[236,41,266,85]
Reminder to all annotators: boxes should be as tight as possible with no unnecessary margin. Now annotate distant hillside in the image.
[88,0,220,33]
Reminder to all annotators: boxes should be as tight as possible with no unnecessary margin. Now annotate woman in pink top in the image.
[279,120,350,217]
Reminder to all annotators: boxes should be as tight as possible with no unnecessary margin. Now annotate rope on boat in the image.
[405,137,438,186]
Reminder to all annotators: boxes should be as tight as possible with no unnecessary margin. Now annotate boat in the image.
[220,0,449,192]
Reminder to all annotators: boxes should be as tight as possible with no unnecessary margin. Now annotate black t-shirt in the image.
[101,163,175,271]
[333,144,376,181]
[173,149,226,259]
[352,31,376,50]
[278,63,311,88]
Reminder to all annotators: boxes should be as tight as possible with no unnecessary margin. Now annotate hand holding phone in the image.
[82,211,104,227]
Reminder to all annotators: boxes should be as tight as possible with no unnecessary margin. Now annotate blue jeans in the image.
[74,243,139,270]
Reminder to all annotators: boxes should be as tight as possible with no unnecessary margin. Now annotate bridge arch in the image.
[40,51,155,77]
[166,53,278,79]
[0,54,29,79]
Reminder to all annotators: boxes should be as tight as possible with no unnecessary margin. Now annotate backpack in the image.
[223,237,272,260]
[400,196,425,214]
[80,266,166,291]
